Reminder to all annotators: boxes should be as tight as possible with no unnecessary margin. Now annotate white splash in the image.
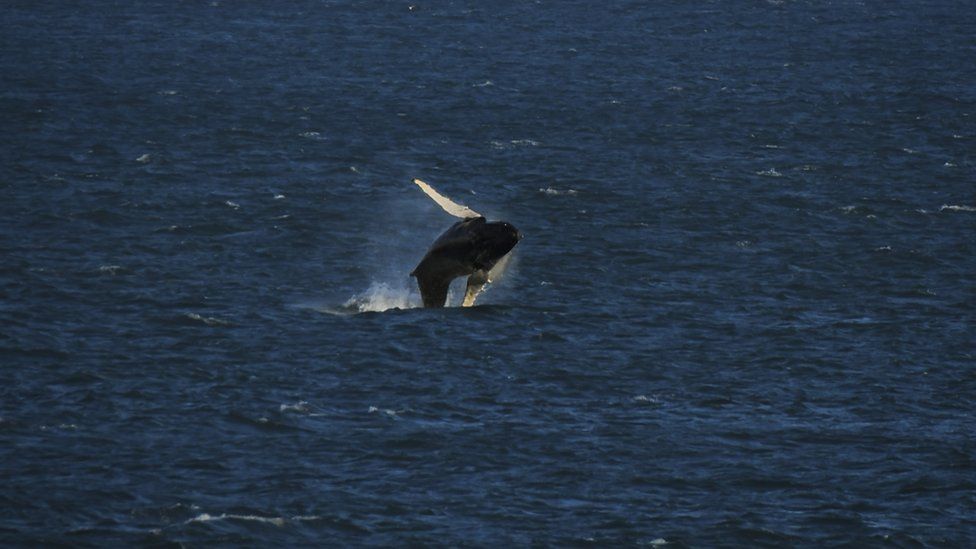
[342,282,419,313]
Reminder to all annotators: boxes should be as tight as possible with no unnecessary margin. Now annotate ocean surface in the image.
[2,1,974,546]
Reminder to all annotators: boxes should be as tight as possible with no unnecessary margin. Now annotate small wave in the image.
[187,513,321,527]
[136,153,152,163]
[184,313,233,326]
[368,406,403,417]
[39,423,79,431]
[490,139,540,150]
[940,204,975,212]
[539,187,578,195]
[279,401,311,414]
[98,265,123,275]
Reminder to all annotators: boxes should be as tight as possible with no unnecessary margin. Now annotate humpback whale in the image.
[410,179,522,308]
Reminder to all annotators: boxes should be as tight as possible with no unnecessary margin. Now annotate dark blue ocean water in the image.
[2,1,975,546]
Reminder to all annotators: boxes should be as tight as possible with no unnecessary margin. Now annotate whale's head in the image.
[483,220,522,261]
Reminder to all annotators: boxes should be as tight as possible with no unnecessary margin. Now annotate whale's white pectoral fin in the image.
[413,178,482,219]
[462,269,489,307]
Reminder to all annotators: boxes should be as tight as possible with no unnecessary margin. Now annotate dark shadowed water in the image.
[2,1,975,546]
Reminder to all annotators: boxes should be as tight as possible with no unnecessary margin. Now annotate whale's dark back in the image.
[411,217,521,307]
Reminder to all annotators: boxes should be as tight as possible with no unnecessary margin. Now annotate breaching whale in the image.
[410,179,521,308]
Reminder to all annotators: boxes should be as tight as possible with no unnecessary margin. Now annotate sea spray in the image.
[342,281,419,312]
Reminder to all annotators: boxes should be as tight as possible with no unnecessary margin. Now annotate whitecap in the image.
[490,139,539,150]
[187,513,322,527]
[136,153,151,163]
[940,204,975,212]
[40,424,79,431]
[279,401,310,414]
[368,406,402,417]
[510,139,539,146]
[185,313,232,326]
[539,187,578,195]
[224,200,240,209]
[98,265,123,275]
[756,168,783,177]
